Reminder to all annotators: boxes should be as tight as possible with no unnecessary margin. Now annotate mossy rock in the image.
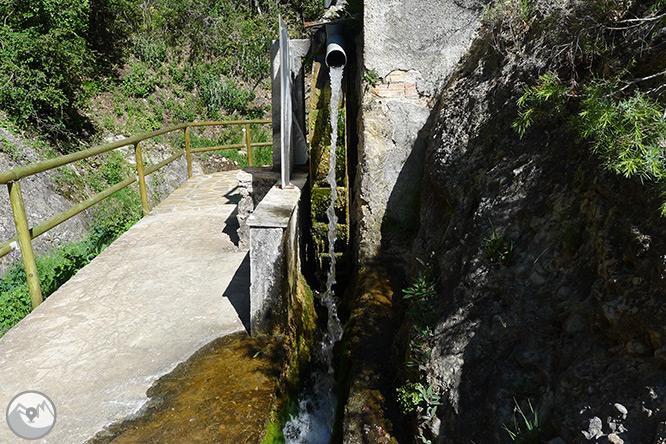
[312,222,348,253]
[309,71,346,188]
[311,186,347,223]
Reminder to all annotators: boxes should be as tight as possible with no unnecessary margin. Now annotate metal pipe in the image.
[0,176,138,259]
[7,182,43,308]
[325,24,346,68]
[135,142,149,216]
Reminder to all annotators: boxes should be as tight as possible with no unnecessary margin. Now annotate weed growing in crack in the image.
[363,68,380,87]
[503,398,541,443]
[483,220,515,264]
[396,257,442,441]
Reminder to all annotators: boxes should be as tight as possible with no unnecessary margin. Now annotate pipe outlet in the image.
[325,24,346,68]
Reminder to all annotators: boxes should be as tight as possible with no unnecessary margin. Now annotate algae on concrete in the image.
[308,60,351,289]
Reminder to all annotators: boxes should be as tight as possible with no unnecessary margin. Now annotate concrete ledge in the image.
[248,172,307,335]
[237,167,281,247]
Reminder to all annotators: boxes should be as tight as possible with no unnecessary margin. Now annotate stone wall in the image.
[354,0,484,263]
[247,172,307,335]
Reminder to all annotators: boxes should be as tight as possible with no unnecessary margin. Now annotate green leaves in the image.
[503,398,540,443]
[513,73,573,138]
[396,382,442,419]
[0,0,94,138]
[515,73,666,215]
[577,85,666,184]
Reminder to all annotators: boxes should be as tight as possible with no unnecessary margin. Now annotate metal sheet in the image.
[279,15,292,188]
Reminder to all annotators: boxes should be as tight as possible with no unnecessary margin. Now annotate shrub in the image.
[0,286,31,337]
[515,73,666,214]
[122,61,157,98]
[89,189,142,247]
[133,36,167,67]
[198,67,255,116]
[576,83,666,186]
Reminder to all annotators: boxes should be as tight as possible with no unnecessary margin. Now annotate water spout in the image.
[325,24,346,68]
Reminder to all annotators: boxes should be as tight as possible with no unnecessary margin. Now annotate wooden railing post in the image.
[244,124,252,166]
[135,142,149,216]
[184,127,193,178]
[7,181,43,309]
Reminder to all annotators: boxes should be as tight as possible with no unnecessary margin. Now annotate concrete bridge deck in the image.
[0,171,251,443]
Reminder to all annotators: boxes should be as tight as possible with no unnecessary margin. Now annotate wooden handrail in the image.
[0,119,272,309]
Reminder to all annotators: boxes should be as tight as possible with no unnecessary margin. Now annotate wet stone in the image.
[87,332,284,444]
[607,433,624,444]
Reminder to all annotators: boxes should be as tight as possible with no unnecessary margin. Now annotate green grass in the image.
[185,126,273,168]
[0,230,113,338]
[0,187,142,339]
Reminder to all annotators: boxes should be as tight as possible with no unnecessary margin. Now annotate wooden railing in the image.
[0,120,272,309]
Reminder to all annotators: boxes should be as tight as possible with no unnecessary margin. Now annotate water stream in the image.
[283,66,345,444]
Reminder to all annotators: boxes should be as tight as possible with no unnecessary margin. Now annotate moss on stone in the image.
[312,222,349,254]
[259,274,317,444]
[311,186,348,223]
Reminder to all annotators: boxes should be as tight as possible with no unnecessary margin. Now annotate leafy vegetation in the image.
[503,398,541,443]
[0,215,134,337]
[515,73,666,214]
[483,220,514,264]
[0,0,322,145]
[397,258,442,441]
[501,0,666,214]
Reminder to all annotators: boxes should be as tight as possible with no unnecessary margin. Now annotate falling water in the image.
[283,66,345,444]
[321,65,345,370]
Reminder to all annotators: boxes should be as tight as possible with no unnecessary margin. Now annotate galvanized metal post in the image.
[7,181,43,309]
[135,142,149,216]
[244,124,252,166]
[279,15,293,188]
[184,127,193,178]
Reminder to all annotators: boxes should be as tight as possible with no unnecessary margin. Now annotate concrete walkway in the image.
[0,171,250,443]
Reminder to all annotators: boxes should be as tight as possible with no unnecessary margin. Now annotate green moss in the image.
[259,417,286,444]
[258,274,317,444]
[312,222,349,254]
[311,186,347,223]
[309,67,347,188]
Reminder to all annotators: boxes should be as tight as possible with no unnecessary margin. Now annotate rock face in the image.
[0,128,89,272]
[405,4,666,443]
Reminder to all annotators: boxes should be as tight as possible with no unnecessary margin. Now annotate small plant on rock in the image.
[363,68,380,87]
[503,398,541,443]
[397,382,422,414]
[483,220,514,264]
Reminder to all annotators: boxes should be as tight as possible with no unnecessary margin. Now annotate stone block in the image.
[373,83,405,98]
[247,172,307,335]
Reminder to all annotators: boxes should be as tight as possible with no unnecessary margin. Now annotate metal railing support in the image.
[0,119,271,264]
[184,127,193,178]
[7,181,43,309]
[244,124,253,166]
[135,142,149,216]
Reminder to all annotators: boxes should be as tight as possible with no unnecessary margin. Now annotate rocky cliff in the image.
[403,1,666,442]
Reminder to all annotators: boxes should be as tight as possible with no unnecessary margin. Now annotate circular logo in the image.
[6,391,56,440]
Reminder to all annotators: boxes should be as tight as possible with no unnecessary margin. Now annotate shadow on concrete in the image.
[224,185,241,204]
[223,205,241,246]
[222,252,251,332]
